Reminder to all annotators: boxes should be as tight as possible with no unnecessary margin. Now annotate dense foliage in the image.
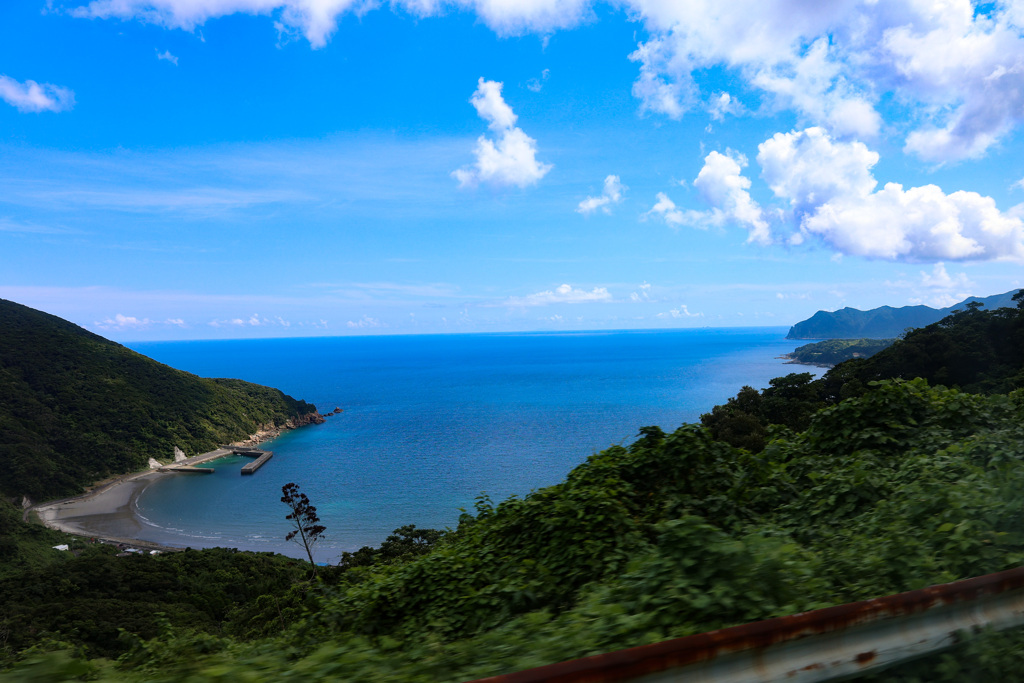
[703,294,1024,451]
[786,338,895,366]
[4,294,1024,680]
[0,299,320,499]
[785,288,1019,339]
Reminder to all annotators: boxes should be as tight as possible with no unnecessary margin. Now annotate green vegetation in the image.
[3,294,1024,680]
[786,337,895,366]
[0,299,321,500]
[703,293,1024,451]
[785,288,1020,339]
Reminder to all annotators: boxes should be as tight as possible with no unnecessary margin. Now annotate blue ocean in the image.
[126,328,821,561]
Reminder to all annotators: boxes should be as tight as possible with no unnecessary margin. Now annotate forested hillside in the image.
[703,292,1024,451]
[785,338,895,367]
[3,294,1024,681]
[0,299,321,500]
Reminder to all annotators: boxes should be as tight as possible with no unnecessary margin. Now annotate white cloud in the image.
[644,192,688,228]
[346,315,383,328]
[156,49,179,65]
[526,68,550,92]
[208,313,291,327]
[707,92,742,121]
[756,127,1024,262]
[758,127,877,213]
[900,263,974,307]
[505,283,612,307]
[453,78,552,189]
[690,151,771,245]
[63,1,1024,160]
[71,0,368,49]
[656,305,701,319]
[624,0,1024,160]
[577,174,625,215]
[750,37,881,139]
[0,75,75,113]
[95,313,187,330]
[628,37,693,119]
[629,281,652,302]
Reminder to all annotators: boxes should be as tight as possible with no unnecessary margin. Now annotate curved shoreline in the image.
[30,471,183,551]
[28,448,243,552]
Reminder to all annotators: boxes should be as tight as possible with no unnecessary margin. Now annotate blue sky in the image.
[2,0,1023,340]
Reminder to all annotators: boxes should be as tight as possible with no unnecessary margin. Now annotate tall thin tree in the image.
[280,482,326,576]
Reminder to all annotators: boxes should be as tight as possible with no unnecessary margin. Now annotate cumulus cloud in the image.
[0,75,75,113]
[64,1,1024,160]
[623,0,1024,160]
[690,151,771,245]
[757,127,1024,261]
[505,283,612,307]
[577,175,625,215]
[453,78,552,189]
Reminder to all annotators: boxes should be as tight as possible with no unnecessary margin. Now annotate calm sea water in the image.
[126,328,821,560]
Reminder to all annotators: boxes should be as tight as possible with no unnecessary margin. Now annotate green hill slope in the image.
[0,299,322,500]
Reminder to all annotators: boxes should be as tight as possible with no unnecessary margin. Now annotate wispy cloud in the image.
[656,305,702,319]
[95,313,187,330]
[0,74,74,113]
[644,192,689,228]
[504,283,612,307]
[156,49,179,65]
[346,315,384,329]
[577,175,625,215]
[208,313,292,327]
[526,68,550,92]
[0,217,79,235]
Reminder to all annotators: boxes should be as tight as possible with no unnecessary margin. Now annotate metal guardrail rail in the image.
[471,565,1024,683]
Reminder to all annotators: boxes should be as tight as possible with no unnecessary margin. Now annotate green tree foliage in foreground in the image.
[4,379,1024,681]
[0,299,321,499]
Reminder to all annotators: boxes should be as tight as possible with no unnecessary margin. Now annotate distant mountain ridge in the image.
[786,289,1023,340]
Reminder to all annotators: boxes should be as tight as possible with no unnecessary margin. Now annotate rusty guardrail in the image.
[471,565,1024,682]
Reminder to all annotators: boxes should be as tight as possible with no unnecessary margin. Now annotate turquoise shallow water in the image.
[126,328,821,560]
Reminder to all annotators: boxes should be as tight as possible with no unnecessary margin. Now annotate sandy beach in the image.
[30,447,239,550]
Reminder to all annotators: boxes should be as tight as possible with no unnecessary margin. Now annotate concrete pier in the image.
[240,450,273,474]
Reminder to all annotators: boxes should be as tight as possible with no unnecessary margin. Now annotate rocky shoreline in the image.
[230,409,328,447]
